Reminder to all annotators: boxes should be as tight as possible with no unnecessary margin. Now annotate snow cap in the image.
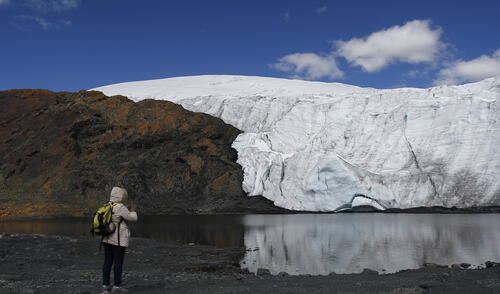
[110,186,128,203]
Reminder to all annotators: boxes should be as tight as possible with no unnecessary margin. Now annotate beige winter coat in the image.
[102,187,138,247]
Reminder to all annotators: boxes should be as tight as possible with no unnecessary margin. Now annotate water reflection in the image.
[241,214,500,274]
[0,215,244,248]
[135,215,244,248]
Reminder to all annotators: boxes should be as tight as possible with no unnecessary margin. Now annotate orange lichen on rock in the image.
[185,154,204,174]
[84,152,97,162]
[149,121,161,134]
[0,208,16,217]
[195,138,217,155]
[163,178,174,190]
[42,178,51,191]
[1,202,89,218]
[208,172,234,196]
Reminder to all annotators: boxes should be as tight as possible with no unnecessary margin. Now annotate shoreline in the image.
[1,233,500,293]
[3,205,500,221]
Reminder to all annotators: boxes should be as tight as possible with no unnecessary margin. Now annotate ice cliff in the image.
[93,75,500,211]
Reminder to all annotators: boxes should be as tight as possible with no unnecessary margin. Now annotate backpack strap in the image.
[111,202,123,247]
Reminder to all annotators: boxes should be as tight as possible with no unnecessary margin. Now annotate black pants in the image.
[102,242,126,287]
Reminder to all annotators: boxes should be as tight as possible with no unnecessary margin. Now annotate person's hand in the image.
[129,201,136,212]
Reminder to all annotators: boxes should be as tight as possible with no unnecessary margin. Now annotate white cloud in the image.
[271,53,344,80]
[31,16,52,30]
[315,6,328,14]
[435,50,500,85]
[24,0,80,12]
[335,20,444,72]
[61,19,72,27]
[0,0,10,6]
[281,11,291,22]
[15,15,72,30]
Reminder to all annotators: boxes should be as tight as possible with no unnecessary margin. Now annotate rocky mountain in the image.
[95,75,500,211]
[0,90,285,218]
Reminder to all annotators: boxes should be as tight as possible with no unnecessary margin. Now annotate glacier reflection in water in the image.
[241,214,500,275]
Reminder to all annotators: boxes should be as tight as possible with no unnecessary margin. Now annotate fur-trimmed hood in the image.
[110,186,128,203]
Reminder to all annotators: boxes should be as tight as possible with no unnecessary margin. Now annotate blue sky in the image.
[1,0,499,91]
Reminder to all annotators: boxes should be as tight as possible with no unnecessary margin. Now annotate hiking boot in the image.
[111,286,129,293]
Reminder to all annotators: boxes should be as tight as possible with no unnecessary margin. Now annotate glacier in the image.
[93,75,500,211]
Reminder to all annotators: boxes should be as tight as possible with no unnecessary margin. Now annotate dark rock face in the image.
[0,90,285,217]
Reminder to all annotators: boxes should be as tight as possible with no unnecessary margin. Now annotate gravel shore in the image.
[1,233,500,293]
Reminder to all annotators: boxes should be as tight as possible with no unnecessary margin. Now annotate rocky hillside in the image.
[0,90,285,218]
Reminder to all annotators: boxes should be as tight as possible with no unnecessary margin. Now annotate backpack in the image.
[91,202,119,236]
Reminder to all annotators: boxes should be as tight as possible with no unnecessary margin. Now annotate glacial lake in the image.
[2,214,500,275]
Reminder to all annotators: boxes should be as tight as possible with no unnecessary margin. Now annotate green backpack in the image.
[91,202,118,236]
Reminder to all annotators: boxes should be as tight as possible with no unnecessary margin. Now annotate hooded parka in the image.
[102,187,138,247]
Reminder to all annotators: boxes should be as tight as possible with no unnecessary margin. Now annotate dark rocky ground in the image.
[1,233,500,294]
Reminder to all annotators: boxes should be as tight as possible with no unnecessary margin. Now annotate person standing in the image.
[101,186,138,293]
